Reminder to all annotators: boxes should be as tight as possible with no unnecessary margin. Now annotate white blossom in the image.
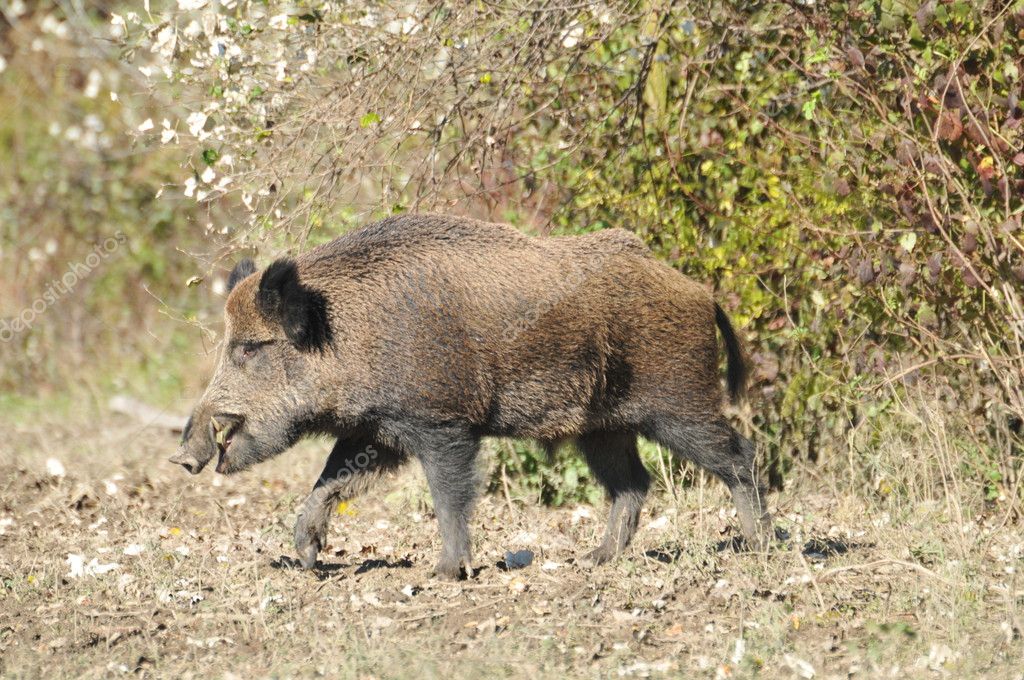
[300,49,317,72]
[384,16,421,36]
[186,111,208,137]
[110,13,126,38]
[40,15,69,39]
[137,118,154,132]
[7,0,26,18]
[83,69,102,98]
[183,20,203,39]
[152,25,177,59]
[561,24,583,49]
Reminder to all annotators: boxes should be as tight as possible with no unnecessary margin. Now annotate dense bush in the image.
[535,1,1024,498]
[5,1,1020,507]
[520,1,1024,497]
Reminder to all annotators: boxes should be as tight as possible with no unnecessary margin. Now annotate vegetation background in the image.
[1,1,1022,677]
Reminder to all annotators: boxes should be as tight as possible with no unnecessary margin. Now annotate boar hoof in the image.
[298,541,320,570]
[294,519,325,569]
[433,559,468,581]
[294,509,329,569]
[579,546,614,568]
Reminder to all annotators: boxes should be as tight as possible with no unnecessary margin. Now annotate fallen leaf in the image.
[46,458,66,478]
[936,110,962,141]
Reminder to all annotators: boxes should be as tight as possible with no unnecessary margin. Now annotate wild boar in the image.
[170,214,772,578]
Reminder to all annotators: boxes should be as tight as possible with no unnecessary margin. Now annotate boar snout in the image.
[170,410,245,475]
[169,450,204,475]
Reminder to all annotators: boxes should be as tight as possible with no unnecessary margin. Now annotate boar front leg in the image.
[294,432,405,569]
[412,429,481,580]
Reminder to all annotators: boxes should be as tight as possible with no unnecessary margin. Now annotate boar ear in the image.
[256,259,331,351]
[226,258,256,294]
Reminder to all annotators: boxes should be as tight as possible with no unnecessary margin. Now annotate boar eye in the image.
[234,340,268,365]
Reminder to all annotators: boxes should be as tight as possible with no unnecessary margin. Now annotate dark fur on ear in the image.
[256,259,332,351]
[227,258,257,294]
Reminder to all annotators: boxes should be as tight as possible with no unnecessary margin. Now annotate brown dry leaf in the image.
[664,622,686,638]
[846,46,865,70]
[936,110,962,141]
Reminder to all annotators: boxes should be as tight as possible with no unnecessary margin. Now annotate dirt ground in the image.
[1,411,1022,679]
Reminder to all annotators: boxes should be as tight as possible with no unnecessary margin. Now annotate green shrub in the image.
[508,0,1024,500]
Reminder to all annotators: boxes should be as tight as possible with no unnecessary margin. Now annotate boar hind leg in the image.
[647,416,773,551]
[294,433,405,569]
[577,431,650,567]
[415,431,480,580]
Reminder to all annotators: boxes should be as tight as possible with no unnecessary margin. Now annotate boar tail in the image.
[714,303,749,404]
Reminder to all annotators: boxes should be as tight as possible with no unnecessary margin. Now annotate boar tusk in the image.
[211,416,229,446]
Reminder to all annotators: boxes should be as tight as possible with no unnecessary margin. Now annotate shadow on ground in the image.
[640,528,869,562]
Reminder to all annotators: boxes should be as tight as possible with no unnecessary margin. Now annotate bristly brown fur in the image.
[174,213,772,577]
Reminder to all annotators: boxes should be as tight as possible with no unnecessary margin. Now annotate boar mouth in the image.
[211,414,244,474]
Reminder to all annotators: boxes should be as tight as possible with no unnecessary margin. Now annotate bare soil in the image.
[0,413,1021,678]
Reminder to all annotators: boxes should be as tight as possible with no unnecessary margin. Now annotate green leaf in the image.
[802,97,817,120]
[899,231,917,253]
[360,112,381,127]
[201,148,220,166]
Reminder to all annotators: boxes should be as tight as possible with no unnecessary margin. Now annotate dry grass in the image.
[0,404,1022,679]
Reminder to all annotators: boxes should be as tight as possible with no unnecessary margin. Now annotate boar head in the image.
[170,258,333,475]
